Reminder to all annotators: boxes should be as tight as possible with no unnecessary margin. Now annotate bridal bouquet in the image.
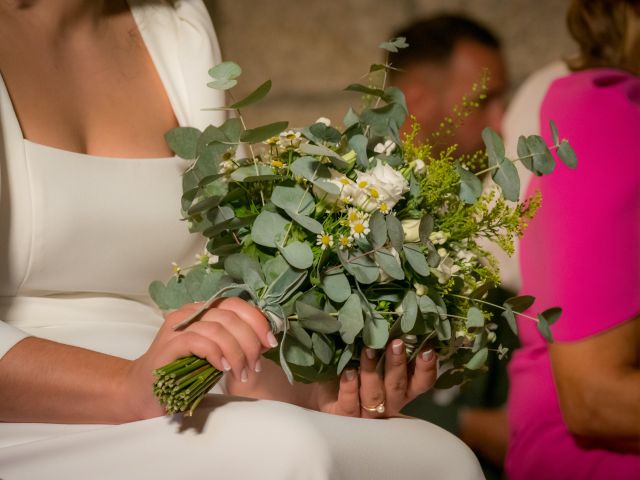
[149,38,577,415]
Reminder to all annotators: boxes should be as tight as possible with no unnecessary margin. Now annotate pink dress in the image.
[506,69,640,479]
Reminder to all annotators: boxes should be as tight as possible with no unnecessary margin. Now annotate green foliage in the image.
[150,36,576,414]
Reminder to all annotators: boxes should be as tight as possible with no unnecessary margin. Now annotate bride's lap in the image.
[0,395,483,480]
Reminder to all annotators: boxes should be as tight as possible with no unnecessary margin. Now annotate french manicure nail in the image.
[392,339,404,355]
[365,348,376,360]
[241,368,249,383]
[267,332,278,348]
[254,359,262,373]
[422,350,434,362]
[345,369,356,381]
[221,357,232,371]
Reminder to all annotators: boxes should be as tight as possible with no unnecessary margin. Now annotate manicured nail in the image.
[240,368,248,383]
[392,339,404,355]
[267,332,278,348]
[345,369,356,381]
[365,348,376,360]
[254,359,262,373]
[422,350,434,362]
[221,357,232,371]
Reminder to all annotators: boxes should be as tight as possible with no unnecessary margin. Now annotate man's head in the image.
[389,15,507,156]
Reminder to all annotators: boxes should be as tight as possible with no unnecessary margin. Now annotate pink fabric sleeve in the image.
[520,69,640,342]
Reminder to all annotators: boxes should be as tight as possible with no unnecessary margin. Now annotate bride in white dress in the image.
[0,1,483,478]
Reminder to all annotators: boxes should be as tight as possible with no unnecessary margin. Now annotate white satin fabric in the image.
[0,2,484,478]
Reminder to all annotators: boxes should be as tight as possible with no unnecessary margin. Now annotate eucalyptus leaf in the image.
[504,295,535,313]
[492,157,520,201]
[339,294,364,344]
[418,295,438,315]
[271,184,315,215]
[379,37,408,52]
[419,215,434,245]
[263,266,307,304]
[557,140,577,169]
[344,83,385,99]
[526,135,555,175]
[550,120,560,145]
[386,214,404,252]
[165,127,201,159]
[184,267,228,302]
[435,317,452,341]
[208,61,241,82]
[295,302,341,334]
[252,210,289,248]
[149,276,191,310]
[228,80,271,109]
[360,103,406,137]
[537,315,553,342]
[501,304,518,335]
[309,123,342,144]
[466,347,488,370]
[401,290,418,333]
[203,215,255,238]
[312,333,334,365]
[230,165,274,182]
[278,241,314,270]
[456,162,483,203]
[540,307,562,325]
[368,211,387,248]
[363,313,389,349]
[284,209,324,234]
[517,135,533,172]
[288,320,313,348]
[322,272,351,303]
[467,306,485,328]
[336,347,353,375]
[482,127,506,166]
[403,243,430,277]
[283,339,315,366]
[337,248,379,284]
[187,195,223,215]
[434,368,466,389]
[240,121,288,143]
[348,134,369,169]
[375,249,404,280]
[469,281,495,300]
[224,254,265,291]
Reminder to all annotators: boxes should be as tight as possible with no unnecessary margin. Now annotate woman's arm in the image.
[550,315,640,447]
[0,298,275,424]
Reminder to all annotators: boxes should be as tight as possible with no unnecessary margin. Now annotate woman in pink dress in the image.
[506,1,640,478]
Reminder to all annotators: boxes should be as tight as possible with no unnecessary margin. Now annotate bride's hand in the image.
[315,340,437,418]
[125,297,277,419]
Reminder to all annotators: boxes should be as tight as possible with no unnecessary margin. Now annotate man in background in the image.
[389,15,515,480]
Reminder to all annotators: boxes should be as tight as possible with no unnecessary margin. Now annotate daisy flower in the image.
[316,232,334,250]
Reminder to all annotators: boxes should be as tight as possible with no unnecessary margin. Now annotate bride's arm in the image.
[0,298,275,424]
[549,315,640,451]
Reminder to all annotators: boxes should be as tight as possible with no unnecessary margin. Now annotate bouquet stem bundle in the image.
[153,357,223,415]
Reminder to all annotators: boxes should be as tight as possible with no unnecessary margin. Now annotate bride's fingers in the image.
[336,369,360,417]
[406,349,437,401]
[214,297,278,351]
[359,347,385,418]
[384,339,409,413]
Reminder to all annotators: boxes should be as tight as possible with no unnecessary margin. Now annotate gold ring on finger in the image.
[361,401,385,414]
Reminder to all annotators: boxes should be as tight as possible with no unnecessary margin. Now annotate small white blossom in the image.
[277,130,302,148]
[429,230,450,245]
[316,232,334,250]
[414,283,429,296]
[412,158,427,175]
[338,235,354,250]
[373,139,396,155]
[350,218,370,238]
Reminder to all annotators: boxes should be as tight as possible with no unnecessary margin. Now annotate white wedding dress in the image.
[0,1,483,478]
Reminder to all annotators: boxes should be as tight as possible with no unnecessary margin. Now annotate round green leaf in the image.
[322,272,351,303]
[252,210,289,248]
[271,184,315,215]
[278,241,314,270]
[339,294,364,344]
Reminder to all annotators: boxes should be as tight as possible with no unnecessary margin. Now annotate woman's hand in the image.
[124,297,277,419]
[315,339,437,418]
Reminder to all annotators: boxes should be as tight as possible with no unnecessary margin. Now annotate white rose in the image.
[401,218,421,243]
[355,163,409,211]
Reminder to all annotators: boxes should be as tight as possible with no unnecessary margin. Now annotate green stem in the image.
[448,293,539,323]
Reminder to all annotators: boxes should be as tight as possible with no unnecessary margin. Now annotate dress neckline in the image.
[22,139,178,163]
[0,1,184,161]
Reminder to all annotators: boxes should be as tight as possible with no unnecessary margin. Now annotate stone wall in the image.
[205,0,575,130]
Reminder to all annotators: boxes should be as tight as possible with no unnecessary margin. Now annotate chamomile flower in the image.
[338,235,353,250]
[378,202,391,214]
[429,230,450,245]
[316,232,334,250]
[346,207,364,224]
[271,159,285,168]
[171,262,182,276]
[264,135,279,146]
[277,130,301,148]
[350,218,370,238]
